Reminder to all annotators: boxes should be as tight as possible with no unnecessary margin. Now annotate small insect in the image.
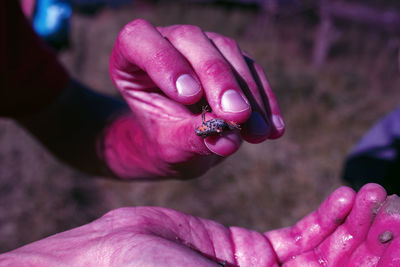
[195,107,240,138]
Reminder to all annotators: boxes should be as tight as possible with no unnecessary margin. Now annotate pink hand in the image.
[106,19,284,179]
[266,183,389,266]
[1,183,398,266]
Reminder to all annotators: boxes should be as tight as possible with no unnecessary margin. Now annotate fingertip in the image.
[357,183,388,207]
[320,186,356,225]
[175,73,203,104]
[220,89,250,115]
[358,183,387,195]
[211,89,251,124]
[241,112,271,144]
[204,132,242,157]
[268,114,285,139]
[331,186,357,207]
[242,134,268,144]
[342,183,387,238]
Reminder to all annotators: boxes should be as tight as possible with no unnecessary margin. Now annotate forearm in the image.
[15,79,170,179]
[16,79,131,177]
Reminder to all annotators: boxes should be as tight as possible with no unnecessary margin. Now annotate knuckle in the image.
[169,24,203,39]
[119,19,152,40]
[102,207,133,220]
[212,35,240,51]
[201,59,230,76]
[127,18,152,30]
[221,36,238,49]
[100,207,164,227]
[205,31,218,39]
[151,47,176,67]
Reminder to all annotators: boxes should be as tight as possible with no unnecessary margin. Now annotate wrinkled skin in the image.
[105,19,284,179]
[1,183,399,266]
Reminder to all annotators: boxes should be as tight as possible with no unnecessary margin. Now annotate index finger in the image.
[110,19,203,105]
[158,25,251,123]
[264,186,356,263]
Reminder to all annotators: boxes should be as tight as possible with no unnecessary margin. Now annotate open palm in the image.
[2,183,399,266]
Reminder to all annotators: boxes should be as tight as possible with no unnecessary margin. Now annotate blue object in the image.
[33,0,72,49]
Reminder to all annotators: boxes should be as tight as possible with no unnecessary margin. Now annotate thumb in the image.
[176,112,242,157]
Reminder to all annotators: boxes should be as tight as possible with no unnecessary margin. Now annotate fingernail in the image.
[176,74,201,97]
[272,114,285,130]
[204,132,241,157]
[247,112,270,136]
[221,89,250,113]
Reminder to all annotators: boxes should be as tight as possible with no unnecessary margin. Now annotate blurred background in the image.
[1,0,400,252]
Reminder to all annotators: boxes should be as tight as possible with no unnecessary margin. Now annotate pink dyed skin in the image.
[105,19,284,179]
[1,183,399,266]
[20,0,36,19]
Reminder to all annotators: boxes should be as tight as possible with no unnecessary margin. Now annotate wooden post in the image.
[312,1,335,68]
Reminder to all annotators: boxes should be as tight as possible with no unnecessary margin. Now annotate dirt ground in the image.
[1,1,399,252]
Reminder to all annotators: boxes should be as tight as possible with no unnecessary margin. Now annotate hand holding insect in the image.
[106,19,285,179]
[195,106,241,138]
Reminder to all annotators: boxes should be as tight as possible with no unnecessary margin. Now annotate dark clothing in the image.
[343,106,400,194]
[1,1,69,117]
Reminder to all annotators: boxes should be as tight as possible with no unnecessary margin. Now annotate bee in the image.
[195,107,240,138]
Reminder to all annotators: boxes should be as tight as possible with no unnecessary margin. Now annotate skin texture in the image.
[0,183,399,266]
[105,19,285,179]
[8,4,284,180]
[8,5,399,267]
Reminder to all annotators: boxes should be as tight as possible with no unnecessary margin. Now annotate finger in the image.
[311,183,387,266]
[367,195,400,256]
[158,25,251,123]
[120,90,240,169]
[264,186,356,263]
[247,59,285,139]
[355,194,400,266]
[229,227,280,267]
[173,111,242,159]
[110,19,202,105]
[205,32,272,143]
[343,194,400,266]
